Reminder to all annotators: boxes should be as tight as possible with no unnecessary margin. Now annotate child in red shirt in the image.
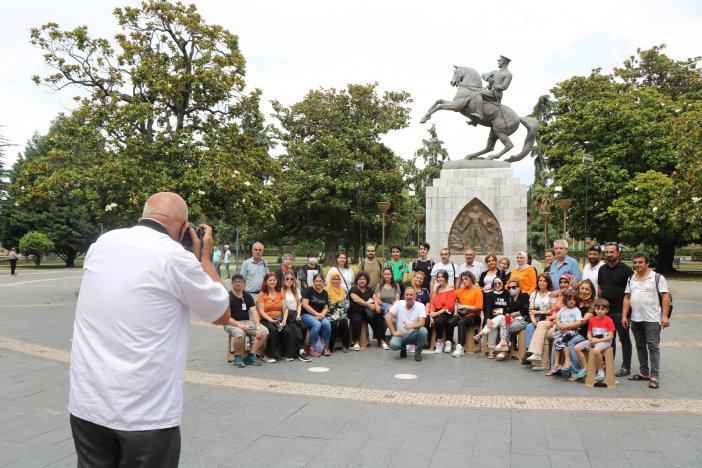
[574,298,615,381]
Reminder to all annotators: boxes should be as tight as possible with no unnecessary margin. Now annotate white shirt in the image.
[430,262,457,287]
[582,261,604,297]
[457,261,485,281]
[325,266,355,292]
[389,300,426,333]
[625,270,669,322]
[69,225,229,431]
[224,249,231,263]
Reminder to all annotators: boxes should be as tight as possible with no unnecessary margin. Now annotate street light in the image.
[414,213,424,248]
[583,154,594,243]
[554,185,571,241]
[540,211,551,258]
[377,201,391,259]
[355,162,364,261]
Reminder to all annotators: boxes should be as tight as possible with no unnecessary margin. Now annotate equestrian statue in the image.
[419,56,538,163]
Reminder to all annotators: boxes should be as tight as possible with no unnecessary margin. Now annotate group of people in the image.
[227,240,671,389]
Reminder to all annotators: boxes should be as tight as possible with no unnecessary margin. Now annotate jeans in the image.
[631,321,661,377]
[389,328,428,352]
[525,322,536,347]
[301,313,331,347]
[224,263,230,278]
[610,313,632,370]
[214,261,221,277]
[568,334,587,375]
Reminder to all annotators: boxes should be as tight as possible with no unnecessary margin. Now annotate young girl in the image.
[574,298,615,381]
[546,289,582,376]
[428,270,457,353]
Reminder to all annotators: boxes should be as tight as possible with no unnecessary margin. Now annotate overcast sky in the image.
[2,0,701,185]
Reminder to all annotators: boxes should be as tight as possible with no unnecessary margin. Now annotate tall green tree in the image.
[271,83,412,263]
[542,46,702,271]
[27,0,278,229]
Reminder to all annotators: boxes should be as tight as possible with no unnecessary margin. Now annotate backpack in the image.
[627,272,673,318]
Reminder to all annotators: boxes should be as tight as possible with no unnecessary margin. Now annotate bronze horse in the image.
[420,66,538,162]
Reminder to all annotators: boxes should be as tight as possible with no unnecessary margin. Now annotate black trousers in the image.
[70,414,180,468]
[609,313,632,370]
[10,259,17,275]
[433,313,451,342]
[451,314,482,346]
[330,318,350,350]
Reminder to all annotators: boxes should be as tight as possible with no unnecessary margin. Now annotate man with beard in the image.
[358,244,383,290]
[598,242,634,377]
[582,245,605,297]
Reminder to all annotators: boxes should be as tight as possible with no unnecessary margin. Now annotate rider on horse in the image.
[470,55,513,121]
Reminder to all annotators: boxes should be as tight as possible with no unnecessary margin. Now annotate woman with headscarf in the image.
[508,251,537,295]
[326,271,351,352]
[472,276,509,359]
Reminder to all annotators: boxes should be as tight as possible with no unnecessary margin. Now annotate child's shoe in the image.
[596,371,605,381]
[577,369,587,379]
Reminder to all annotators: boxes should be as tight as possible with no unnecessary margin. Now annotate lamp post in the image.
[355,162,364,261]
[540,211,551,257]
[377,201,391,259]
[414,213,424,248]
[583,154,594,242]
[558,198,572,241]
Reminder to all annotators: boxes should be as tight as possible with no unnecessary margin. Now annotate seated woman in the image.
[473,277,508,358]
[525,274,573,367]
[301,274,332,357]
[281,271,310,362]
[428,270,457,353]
[326,271,351,352]
[508,251,537,295]
[325,252,355,293]
[525,273,555,356]
[257,273,290,363]
[347,272,385,351]
[491,277,530,360]
[410,271,430,304]
[449,271,483,357]
[479,252,507,292]
[566,279,596,381]
[378,267,401,316]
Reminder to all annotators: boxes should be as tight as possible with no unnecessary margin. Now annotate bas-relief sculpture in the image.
[448,198,504,254]
[420,56,539,163]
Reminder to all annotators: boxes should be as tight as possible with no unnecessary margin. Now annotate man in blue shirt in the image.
[549,239,581,286]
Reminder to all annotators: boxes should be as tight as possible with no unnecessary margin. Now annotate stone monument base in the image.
[425,160,527,263]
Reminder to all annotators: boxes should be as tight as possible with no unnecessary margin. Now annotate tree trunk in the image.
[655,240,676,273]
[324,237,339,266]
[65,253,77,268]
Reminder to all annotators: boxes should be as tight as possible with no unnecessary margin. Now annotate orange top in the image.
[455,285,483,315]
[430,289,457,313]
[258,290,284,319]
[509,267,537,294]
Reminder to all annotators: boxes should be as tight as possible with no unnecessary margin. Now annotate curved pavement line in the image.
[0,276,82,287]
[2,336,702,414]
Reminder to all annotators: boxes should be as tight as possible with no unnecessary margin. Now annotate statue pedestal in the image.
[425,160,528,263]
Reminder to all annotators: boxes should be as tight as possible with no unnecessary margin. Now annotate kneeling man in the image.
[386,286,428,361]
[224,274,268,367]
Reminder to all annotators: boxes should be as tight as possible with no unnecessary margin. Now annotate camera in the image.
[180,222,205,253]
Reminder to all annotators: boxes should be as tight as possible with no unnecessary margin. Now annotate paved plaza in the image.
[1,269,701,467]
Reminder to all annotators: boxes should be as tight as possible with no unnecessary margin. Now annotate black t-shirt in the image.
[577,306,593,338]
[348,286,375,314]
[302,287,329,314]
[412,258,434,290]
[598,261,634,315]
[229,290,256,322]
[484,291,509,320]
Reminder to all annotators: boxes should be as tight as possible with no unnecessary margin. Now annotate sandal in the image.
[487,351,495,359]
[649,377,660,389]
[545,365,561,376]
[628,373,650,381]
[567,376,579,382]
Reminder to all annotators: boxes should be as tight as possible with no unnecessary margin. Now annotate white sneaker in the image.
[407,345,416,353]
[263,356,276,363]
[526,354,542,362]
[353,343,361,351]
[452,344,464,357]
[444,341,452,353]
[434,343,443,354]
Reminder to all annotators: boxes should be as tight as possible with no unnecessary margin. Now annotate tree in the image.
[27,0,278,230]
[271,83,412,263]
[542,46,702,271]
[19,231,54,266]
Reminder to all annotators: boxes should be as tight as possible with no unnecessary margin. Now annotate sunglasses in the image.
[508,286,520,290]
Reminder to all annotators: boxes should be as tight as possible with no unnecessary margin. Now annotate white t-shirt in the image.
[530,290,554,312]
[625,271,669,322]
[582,261,604,297]
[224,249,231,263]
[69,225,229,431]
[388,300,427,333]
[325,267,355,292]
[457,261,485,281]
[430,262,457,288]
[285,289,301,311]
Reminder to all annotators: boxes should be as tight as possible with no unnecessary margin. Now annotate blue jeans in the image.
[224,263,230,278]
[214,261,221,277]
[526,322,536,347]
[568,334,587,375]
[389,328,428,352]
[301,313,331,347]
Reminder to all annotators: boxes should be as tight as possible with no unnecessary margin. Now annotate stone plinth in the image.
[425,160,527,262]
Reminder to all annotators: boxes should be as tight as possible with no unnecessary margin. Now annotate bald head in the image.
[142,192,189,240]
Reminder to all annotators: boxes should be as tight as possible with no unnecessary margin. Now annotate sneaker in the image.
[233,355,245,368]
[526,354,542,362]
[577,369,587,379]
[323,346,331,356]
[452,344,464,357]
[496,352,507,361]
[308,346,322,358]
[342,347,348,353]
[434,343,443,354]
[381,342,389,350]
[285,357,294,362]
[407,345,416,353]
[444,341,452,353]
[353,343,361,351]
[415,352,423,362]
[297,351,312,362]
[245,354,262,366]
[400,349,407,359]
[596,371,606,381]
[531,366,547,371]
[263,356,276,363]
